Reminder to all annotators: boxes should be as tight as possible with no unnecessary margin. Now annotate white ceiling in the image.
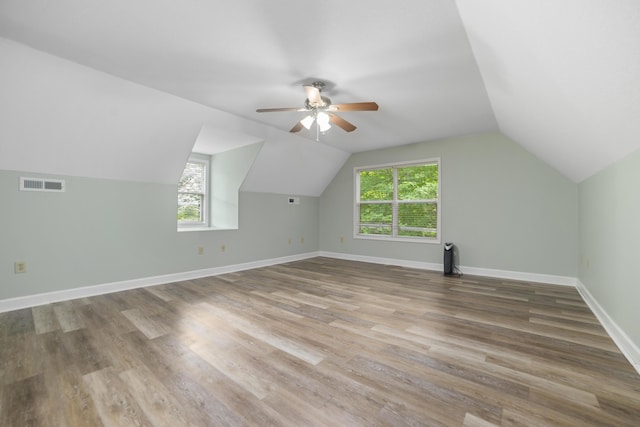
[458,0,640,182]
[1,0,639,187]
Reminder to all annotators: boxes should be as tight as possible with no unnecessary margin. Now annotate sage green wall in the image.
[579,147,640,347]
[319,132,579,276]
[0,170,317,300]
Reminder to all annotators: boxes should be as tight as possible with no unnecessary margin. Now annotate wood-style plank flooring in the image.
[1,257,640,426]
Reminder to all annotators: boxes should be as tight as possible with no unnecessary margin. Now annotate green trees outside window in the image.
[357,161,439,241]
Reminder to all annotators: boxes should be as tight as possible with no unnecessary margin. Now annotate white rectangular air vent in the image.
[20,177,65,192]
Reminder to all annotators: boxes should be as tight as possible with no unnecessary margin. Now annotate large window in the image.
[178,155,209,227]
[355,159,440,243]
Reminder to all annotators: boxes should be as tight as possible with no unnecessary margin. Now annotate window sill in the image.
[177,226,237,232]
[354,234,441,244]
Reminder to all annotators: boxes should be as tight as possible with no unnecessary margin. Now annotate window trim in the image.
[354,158,441,244]
[178,154,210,228]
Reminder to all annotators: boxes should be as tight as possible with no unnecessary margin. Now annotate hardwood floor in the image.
[1,257,640,426]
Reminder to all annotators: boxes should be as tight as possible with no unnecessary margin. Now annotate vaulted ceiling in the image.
[1,1,639,193]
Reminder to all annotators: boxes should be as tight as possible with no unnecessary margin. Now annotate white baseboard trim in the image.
[318,251,577,286]
[0,252,320,313]
[318,251,443,272]
[3,251,638,375]
[0,251,575,314]
[320,252,639,374]
[576,280,640,375]
[459,265,577,287]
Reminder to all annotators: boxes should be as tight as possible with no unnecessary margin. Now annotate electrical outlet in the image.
[288,238,292,245]
[340,236,344,244]
[198,246,204,255]
[221,244,226,252]
[14,261,27,274]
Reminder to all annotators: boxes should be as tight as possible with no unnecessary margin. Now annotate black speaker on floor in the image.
[444,243,454,276]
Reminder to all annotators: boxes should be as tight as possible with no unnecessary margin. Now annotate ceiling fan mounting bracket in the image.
[311,81,326,91]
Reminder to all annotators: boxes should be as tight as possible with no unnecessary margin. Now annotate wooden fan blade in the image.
[331,102,379,112]
[303,85,322,106]
[328,113,356,132]
[256,107,307,113]
[290,121,304,133]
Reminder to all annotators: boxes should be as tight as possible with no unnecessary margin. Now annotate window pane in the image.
[359,168,393,201]
[398,164,438,200]
[359,203,392,226]
[359,225,392,235]
[178,158,207,224]
[398,202,437,237]
[178,194,203,222]
[179,162,205,193]
[399,229,437,238]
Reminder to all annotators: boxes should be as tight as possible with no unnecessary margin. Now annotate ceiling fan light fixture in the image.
[300,115,315,130]
[317,112,331,132]
[319,122,331,133]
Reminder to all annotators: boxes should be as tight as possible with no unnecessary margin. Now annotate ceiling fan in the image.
[256,81,378,138]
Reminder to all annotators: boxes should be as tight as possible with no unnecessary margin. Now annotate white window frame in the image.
[178,154,210,228]
[354,158,441,244]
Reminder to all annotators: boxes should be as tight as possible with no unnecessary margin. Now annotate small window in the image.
[355,159,440,243]
[178,156,209,227]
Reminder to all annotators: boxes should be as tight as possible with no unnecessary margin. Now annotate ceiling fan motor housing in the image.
[305,96,331,110]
